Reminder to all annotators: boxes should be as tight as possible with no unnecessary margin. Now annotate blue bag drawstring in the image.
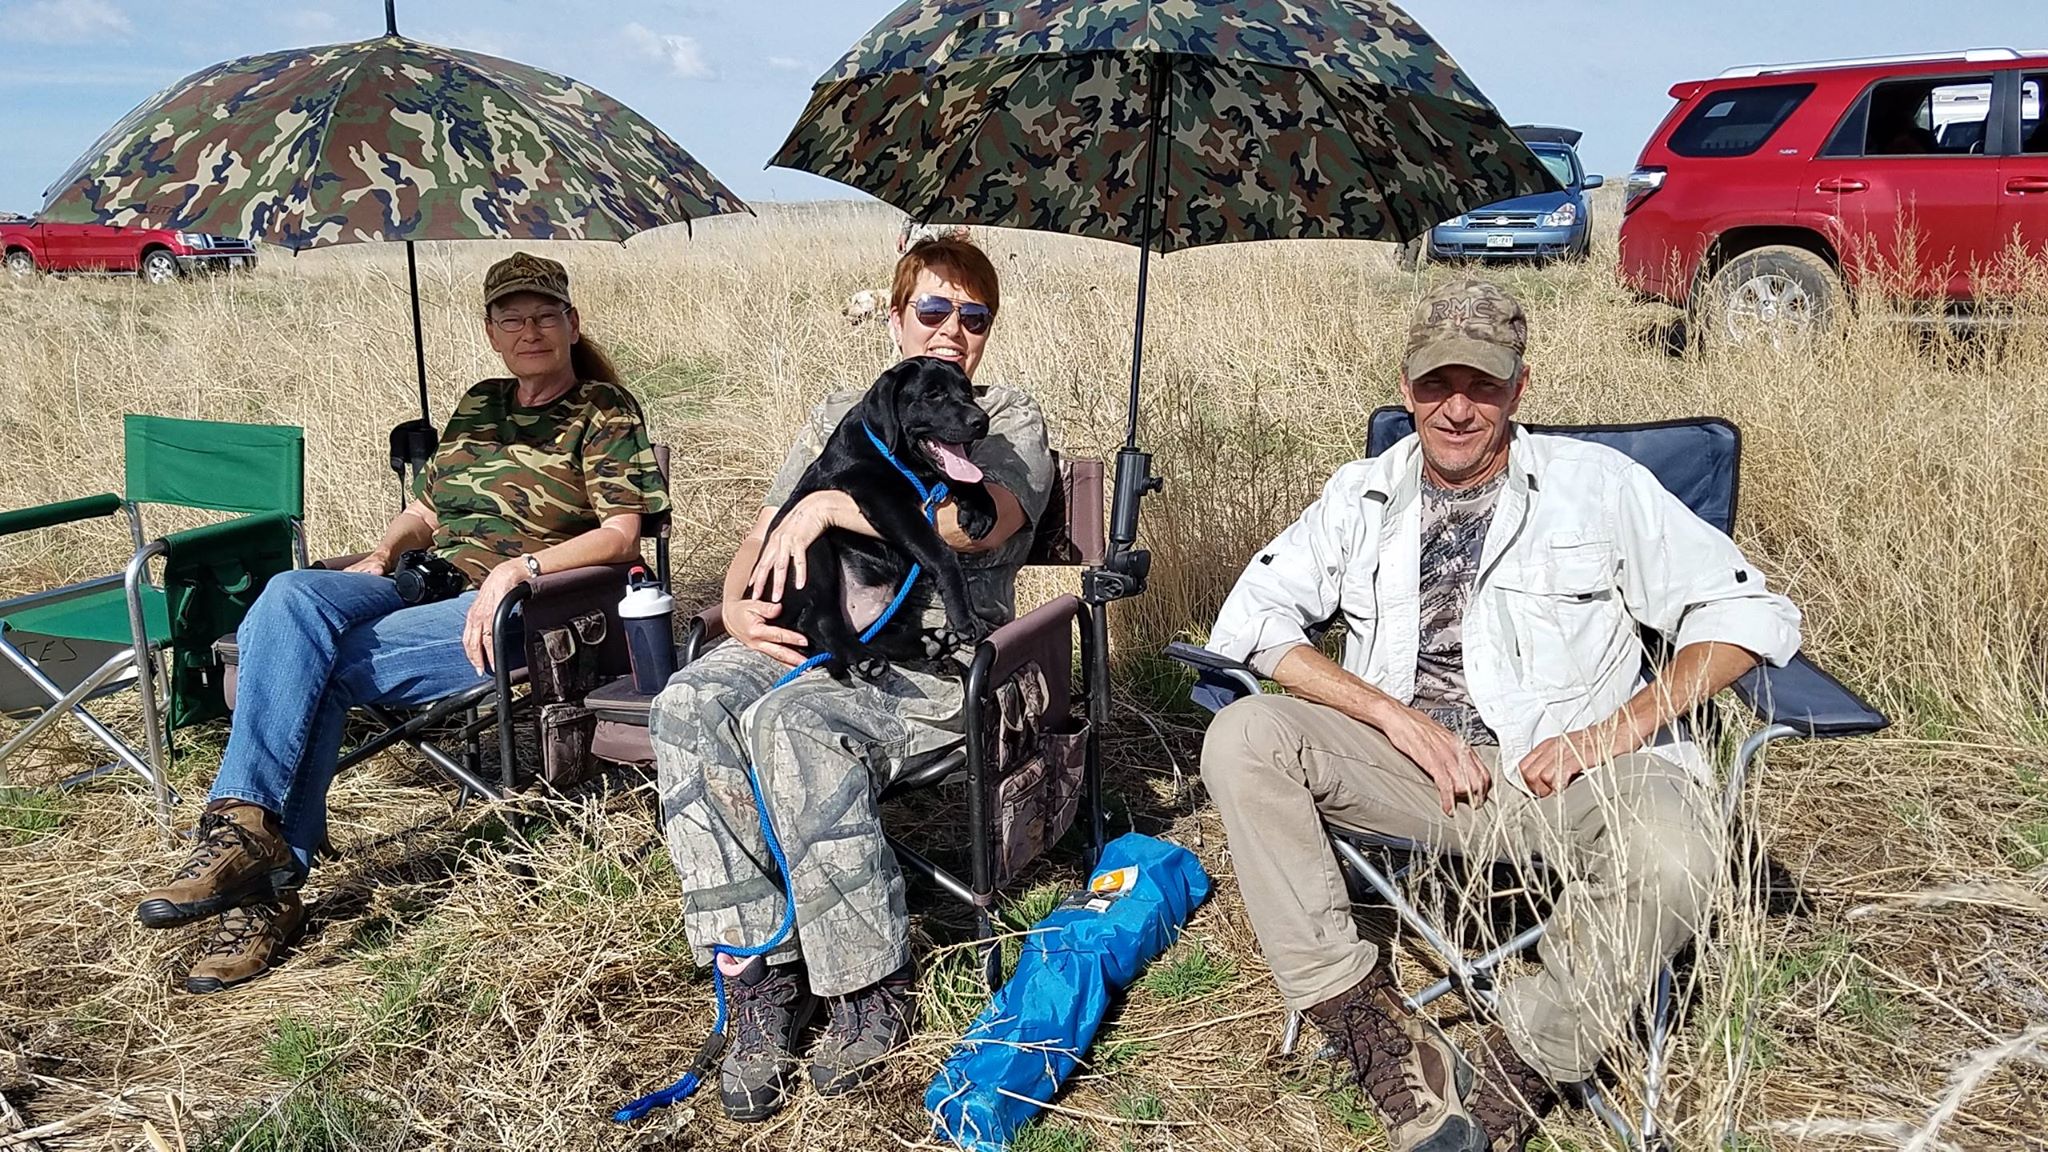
[615,424,950,1123]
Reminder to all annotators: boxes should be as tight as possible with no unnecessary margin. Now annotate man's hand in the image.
[727,598,809,667]
[344,551,393,576]
[461,561,527,675]
[1518,728,1613,798]
[747,492,846,604]
[1380,706,1492,815]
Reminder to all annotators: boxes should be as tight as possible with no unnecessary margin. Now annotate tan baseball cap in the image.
[1403,278,1528,383]
[483,251,572,309]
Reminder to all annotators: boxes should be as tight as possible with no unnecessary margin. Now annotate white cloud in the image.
[766,55,807,72]
[0,0,133,44]
[624,21,713,80]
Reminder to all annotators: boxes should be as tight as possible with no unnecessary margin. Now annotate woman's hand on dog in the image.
[749,491,851,603]
[727,598,809,667]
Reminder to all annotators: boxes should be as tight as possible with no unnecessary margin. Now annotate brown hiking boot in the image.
[1304,965,1484,1152]
[137,800,298,929]
[184,890,306,994]
[1467,1025,1559,1152]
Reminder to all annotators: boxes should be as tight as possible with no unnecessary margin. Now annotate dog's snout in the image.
[968,411,990,439]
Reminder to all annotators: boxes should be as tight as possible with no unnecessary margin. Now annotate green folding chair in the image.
[0,415,305,824]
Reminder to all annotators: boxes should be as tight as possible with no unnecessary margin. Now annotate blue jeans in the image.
[208,569,491,871]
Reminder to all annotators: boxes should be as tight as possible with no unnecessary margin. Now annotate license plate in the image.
[228,256,246,268]
[1486,234,1515,249]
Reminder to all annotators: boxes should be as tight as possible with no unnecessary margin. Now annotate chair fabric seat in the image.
[5,585,169,647]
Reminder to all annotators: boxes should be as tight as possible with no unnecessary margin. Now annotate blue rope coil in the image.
[615,424,949,1123]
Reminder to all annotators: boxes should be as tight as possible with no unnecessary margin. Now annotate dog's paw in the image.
[853,654,891,681]
[951,487,999,541]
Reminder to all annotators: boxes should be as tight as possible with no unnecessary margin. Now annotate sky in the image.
[0,0,2041,216]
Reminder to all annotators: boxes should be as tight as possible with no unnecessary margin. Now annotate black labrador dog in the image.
[765,356,1002,678]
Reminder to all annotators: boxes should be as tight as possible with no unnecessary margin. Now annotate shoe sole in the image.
[137,865,299,929]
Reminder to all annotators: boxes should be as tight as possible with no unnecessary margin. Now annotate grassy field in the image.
[3,200,2047,1152]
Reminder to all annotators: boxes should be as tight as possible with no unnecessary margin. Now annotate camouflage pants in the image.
[648,640,966,996]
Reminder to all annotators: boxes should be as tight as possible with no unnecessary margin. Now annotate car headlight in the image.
[1541,203,1578,229]
[1441,215,1466,229]
[177,232,207,249]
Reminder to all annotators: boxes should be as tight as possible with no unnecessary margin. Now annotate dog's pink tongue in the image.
[926,441,983,483]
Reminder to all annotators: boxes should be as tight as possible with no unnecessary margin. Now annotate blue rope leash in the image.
[615,424,947,1123]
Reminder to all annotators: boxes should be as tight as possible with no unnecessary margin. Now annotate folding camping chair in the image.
[583,454,1110,987]
[0,415,306,825]
[216,441,674,804]
[1165,408,1890,1150]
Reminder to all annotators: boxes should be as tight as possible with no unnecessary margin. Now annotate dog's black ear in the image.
[863,359,915,457]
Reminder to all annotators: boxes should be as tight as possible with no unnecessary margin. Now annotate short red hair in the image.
[890,237,1000,318]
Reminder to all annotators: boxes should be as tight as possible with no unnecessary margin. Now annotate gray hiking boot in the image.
[810,966,915,1095]
[718,959,818,1123]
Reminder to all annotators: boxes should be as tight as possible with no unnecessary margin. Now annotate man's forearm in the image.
[1271,644,1408,732]
[371,506,434,561]
[1593,641,1761,757]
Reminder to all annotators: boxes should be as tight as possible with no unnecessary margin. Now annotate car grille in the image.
[1467,212,1544,229]
[203,236,255,252]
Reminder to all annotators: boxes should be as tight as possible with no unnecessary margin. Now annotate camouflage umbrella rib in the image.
[42,34,746,249]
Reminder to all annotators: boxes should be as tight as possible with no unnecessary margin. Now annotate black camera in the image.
[391,549,470,605]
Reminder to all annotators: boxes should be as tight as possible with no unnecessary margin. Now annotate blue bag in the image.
[924,833,1212,1151]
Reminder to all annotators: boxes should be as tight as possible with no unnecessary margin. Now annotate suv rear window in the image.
[1666,83,1814,158]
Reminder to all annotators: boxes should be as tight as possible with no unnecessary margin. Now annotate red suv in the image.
[1619,48,2048,345]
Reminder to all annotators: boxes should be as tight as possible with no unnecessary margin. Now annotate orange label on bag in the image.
[1090,867,1137,896]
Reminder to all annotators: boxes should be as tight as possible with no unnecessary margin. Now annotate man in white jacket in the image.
[1201,279,1801,1152]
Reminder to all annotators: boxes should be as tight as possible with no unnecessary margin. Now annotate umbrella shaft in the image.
[1125,57,1169,452]
[385,0,397,36]
[406,241,430,426]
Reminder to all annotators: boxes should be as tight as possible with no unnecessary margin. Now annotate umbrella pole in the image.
[405,239,430,425]
[389,239,438,510]
[1090,56,1169,606]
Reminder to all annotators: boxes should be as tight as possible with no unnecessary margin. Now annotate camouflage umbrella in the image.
[41,1,746,433]
[770,0,1554,599]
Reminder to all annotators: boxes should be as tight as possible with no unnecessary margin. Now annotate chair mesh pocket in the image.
[987,662,1089,887]
[529,611,607,703]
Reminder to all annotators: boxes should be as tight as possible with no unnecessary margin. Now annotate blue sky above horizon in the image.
[0,0,2040,216]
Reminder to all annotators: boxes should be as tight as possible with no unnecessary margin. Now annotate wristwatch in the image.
[523,554,543,580]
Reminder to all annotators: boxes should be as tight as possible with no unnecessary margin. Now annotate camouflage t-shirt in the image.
[419,379,668,584]
[762,383,1057,637]
[1413,472,1506,746]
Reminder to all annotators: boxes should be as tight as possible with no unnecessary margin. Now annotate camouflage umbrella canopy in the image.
[41,2,746,434]
[771,0,1554,599]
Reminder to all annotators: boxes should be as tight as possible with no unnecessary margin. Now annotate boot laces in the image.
[829,982,906,1044]
[200,899,287,960]
[727,968,800,1055]
[176,810,263,882]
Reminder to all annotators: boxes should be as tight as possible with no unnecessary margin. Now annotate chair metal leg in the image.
[125,543,173,829]
[1280,1009,1303,1057]
[1330,835,1515,1014]
[1642,964,1675,1146]
[0,648,134,765]
[1079,599,1110,868]
[0,634,166,793]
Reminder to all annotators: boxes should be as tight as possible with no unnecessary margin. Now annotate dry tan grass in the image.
[3,200,2048,1151]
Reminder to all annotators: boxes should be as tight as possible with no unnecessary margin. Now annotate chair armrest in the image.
[0,493,121,538]
[684,605,726,664]
[1163,641,1255,676]
[1731,652,1889,739]
[526,563,634,608]
[312,553,372,571]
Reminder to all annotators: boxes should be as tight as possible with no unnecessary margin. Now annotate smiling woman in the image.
[127,250,668,996]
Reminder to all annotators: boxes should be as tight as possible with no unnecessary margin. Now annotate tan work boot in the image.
[1467,1025,1559,1152]
[1304,964,1484,1152]
[136,800,298,929]
[184,890,306,994]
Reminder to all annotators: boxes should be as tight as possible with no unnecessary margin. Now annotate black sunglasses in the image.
[909,294,993,335]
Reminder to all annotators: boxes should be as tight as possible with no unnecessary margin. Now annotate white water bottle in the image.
[619,567,676,694]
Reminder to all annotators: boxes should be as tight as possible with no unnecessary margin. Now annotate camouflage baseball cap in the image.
[483,252,572,309]
[1404,279,1528,383]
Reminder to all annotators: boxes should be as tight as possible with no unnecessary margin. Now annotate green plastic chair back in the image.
[124,415,305,518]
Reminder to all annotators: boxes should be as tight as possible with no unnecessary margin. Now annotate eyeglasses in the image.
[490,308,568,334]
[908,294,993,336]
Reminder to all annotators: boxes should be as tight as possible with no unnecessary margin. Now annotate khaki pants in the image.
[1200,695,1721,1081]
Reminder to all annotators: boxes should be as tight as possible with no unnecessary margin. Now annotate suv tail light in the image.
[1622,167,1666,215]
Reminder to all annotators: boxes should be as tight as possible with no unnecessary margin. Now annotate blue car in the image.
[1407,126,1602,265]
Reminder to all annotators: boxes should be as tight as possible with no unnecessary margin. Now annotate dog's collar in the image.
[862,422,949,511]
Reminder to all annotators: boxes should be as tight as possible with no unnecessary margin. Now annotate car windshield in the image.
[1535,150,1577,188]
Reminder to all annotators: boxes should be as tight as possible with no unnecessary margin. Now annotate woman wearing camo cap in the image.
[131,252,667,994]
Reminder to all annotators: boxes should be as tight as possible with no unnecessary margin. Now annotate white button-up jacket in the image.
[1208,428,1802,792]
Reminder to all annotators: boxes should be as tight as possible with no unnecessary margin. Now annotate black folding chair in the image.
[1166,407,1889,1150]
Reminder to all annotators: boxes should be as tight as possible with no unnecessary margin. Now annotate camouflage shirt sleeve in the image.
[580,383,669,519]
[975,387,1056,538]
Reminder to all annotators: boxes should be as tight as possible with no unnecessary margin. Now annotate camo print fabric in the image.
[420,379,668,584]
[41,36,746,248]
[770,0,1556,251]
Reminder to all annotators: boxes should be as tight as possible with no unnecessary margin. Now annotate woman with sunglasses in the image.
[131,252,667,994]
[645,237,1056,1123]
